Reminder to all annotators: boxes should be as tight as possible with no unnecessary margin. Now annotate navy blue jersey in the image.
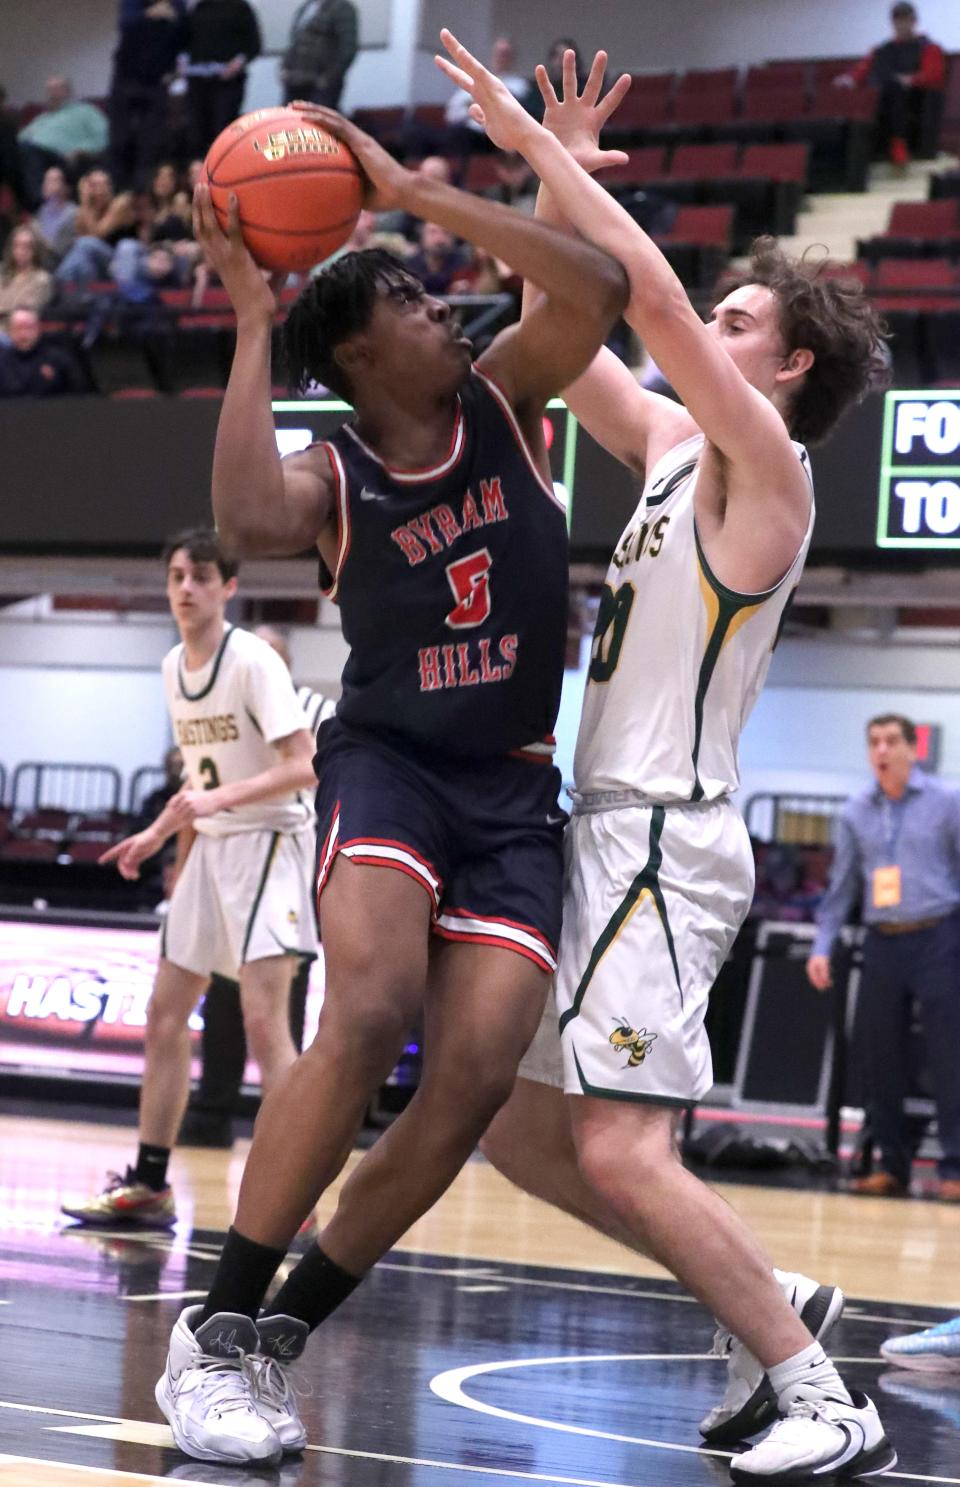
[317,368,569,759]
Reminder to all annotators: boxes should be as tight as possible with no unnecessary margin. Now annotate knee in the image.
[574,1119,677,1202]
[310,988,416,1081]
[144,995,186,1049]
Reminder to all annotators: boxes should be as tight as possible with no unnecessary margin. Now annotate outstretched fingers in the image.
[535,63,558,109]
[581,50,609,109]
[434,53,474,91]
[439,27,484,82]
[562,48,578,102]
[596,71,633,126]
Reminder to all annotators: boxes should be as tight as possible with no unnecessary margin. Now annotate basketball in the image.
[203,106,364,273]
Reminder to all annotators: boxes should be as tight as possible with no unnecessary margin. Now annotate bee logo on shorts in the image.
[287,909,299,924]
[609,1018,657,1067]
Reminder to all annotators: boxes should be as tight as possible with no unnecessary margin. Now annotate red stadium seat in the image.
[596,147,667,188]
[738,143,809,183]
[608,74,675,130]
[874,258,957,290]
[663,205,734,247]
[746,62,809,89]
[810,82,878,121]
[887,200,960,238]
[673,91,736,128]
[741,84,808,124]
[668,143,738,179]
[0,838,59,863]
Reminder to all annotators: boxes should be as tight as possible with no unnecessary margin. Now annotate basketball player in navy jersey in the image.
[155,105,628,1463]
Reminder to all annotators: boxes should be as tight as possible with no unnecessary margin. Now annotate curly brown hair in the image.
[721,237,890,446]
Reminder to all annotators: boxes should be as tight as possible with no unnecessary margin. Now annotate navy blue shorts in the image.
[314,721,566,974]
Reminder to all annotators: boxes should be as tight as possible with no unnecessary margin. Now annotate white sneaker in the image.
[155,1305,282,1465]
[701,1271,846,1444]
[730,1391,896,1481]
[248,1314,310,1452]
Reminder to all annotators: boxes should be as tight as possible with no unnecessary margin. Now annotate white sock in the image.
[767,1342,853,1411]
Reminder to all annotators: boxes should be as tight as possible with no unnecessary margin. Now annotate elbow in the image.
[592,252,630,325]
[629,278,689,330]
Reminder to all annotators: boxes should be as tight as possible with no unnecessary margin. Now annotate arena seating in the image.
[857,199,960,260]
[0,759,166,907]
[822,256,960,384]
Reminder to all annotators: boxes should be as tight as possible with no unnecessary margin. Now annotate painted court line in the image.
[0,1392,956,1487]
[429,1354,959,1487]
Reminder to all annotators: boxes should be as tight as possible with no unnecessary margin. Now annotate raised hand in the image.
[288,102,411,211]
[192,184,285,324]
[535,49,632,174]
[434,28,537,153]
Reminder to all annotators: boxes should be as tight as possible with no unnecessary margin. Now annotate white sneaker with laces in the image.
[248,1314,310,1451]
[701,1271,846,1445]
[730,1391,896,1481]
[155,1304,283,1465]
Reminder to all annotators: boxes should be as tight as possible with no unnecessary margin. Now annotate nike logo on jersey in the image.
[360,487,388,502]
[546,813,567,826]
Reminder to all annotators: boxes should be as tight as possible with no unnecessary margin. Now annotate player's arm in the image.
[168,824,196,892]
[166,729,316,829]
[192,187,336,558]
[293,105,629,413]
[99,794,188,879]
[438,35,807,522]
[519,50,695,474]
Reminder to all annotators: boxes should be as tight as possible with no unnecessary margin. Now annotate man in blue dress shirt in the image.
[807,713,960,1201]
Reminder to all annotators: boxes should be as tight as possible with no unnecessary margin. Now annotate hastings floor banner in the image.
[0,916,323,1084]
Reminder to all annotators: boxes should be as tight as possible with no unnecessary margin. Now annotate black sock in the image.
[199,1226,288,1325]
[133,1143,170,1192]
[263,1243,362,1332]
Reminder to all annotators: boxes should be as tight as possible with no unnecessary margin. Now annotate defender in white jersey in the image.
[62,530,318,1230]
[307,41,893,1486]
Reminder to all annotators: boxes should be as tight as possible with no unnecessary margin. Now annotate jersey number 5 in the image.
[589,582,635,683]
[445,547,492,629]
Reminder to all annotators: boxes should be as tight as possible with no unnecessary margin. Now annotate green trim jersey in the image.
[161,625,315,838]
[574,433,814,803]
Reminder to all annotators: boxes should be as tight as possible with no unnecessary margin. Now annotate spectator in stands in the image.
[53,169,137,291]
[375,155,452,240]
[18,77,109,203]
[0,85,29,230]
[109,0,188,192]
[183,0,262,155]
[406,221,475,295]
[480,151,538,211]
[0,225,53,333]
[281,0,358,108]
[339,207,412,261]
[0,308,84,396]
[445,36,533,153]
[31,166,79,266]
[834,2,946,166]
[806,713,960,1202]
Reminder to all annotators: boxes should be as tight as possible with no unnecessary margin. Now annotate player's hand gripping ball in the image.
[202,106,363,272]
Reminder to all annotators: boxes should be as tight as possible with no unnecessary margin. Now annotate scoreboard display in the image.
[1,387,959,566]
[877,392,960,549]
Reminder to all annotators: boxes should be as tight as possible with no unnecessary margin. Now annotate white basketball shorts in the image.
[161,825,318,981]
[518,795,754,1105]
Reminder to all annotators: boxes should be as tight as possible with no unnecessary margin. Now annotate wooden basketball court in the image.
[1,1113,958,1486]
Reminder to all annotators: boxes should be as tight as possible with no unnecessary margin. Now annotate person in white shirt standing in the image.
[62,528,318,1228]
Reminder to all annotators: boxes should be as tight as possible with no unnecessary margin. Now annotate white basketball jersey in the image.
[574,433,814,803]
[162,625,315,837]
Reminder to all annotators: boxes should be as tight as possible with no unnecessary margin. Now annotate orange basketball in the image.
[204,106,364,273]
